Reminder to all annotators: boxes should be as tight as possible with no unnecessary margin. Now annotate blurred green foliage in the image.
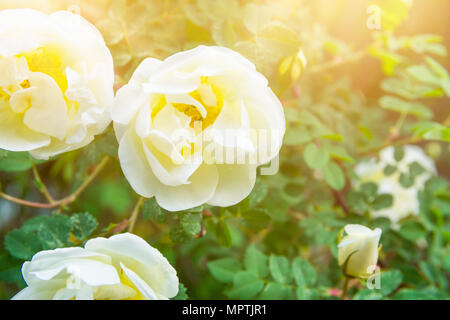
[0,0,449,300]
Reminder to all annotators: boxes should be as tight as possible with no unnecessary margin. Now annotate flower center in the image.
[18,45,69,93]
[150,77,223,131]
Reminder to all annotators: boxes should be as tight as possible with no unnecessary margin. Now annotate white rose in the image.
[0,9,114,159]
[12,233,179,300]
[338,224,382,278]
[354,145,436,224]
[112,45,285,211]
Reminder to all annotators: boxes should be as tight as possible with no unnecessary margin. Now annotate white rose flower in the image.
[12,233,179,300]
[112,45,285,211]
[354,145,436,224]
[0,9,114,159]
[338,224,382,278]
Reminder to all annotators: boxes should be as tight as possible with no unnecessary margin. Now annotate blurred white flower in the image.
[355,145,436,224]
[112,45,285,211]
[338,224,382,278]
[0,9,114,159]
[12,233,179,300]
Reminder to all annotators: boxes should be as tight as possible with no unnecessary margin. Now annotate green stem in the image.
[0,156,109,209]
[342,277,350,300]
[127,197,146,233]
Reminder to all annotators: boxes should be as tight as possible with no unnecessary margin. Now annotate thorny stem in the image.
[0,156,110,209]
[127,197,146,233]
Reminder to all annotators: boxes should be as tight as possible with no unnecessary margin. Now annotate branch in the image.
[0,156,110,209]
[127,197,146,233]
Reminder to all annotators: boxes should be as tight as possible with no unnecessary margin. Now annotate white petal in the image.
[23,72,68,140]
[142,140,201,187]
[154,164,219,211]
[0,56,28,86]
[120,263,159,300]
[118,128,158,198]
[0,107,50,151]
[11,280,64,300]
[344,224,373,236]
[111,84,148,125]
[85,233,179,299]
[208,164,257,207]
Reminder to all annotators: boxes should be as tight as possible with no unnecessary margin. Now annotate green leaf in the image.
[292,257,317,287]
[399,173,415,188]
[409,162,426,177]
[208,258,242,283]
[70,213,98,241]
[142,198,166,223]
[0,254,23,284]
[227,271,264,299]
[0,149,7,159]
[244,245,269,278]
[399,221,427,241]
[181,213,202,236]
[284,126,312,145]
[33,215,72,250]
[327,145,355,163]
[372,194,394,210]
[4,229,42,260]
[304,143,330,169]
[393,289,435,300]
[269,255,292,284]
[361,182,378,198]
[379,96,433,119]
[383,164,397,176]
[380,270,403,296]
[259,282,292,300]
[353,289,383,300]
[172,283,189,300]
[322,162,345,190]
[0,152,34,172]
[248,179,268,208]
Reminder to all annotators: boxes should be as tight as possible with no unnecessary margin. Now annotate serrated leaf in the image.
[304,143,330,169]
[4,229,41,260]
[269,255,292,284]
[70,213,98,241]
[142,198,166,222]
[259,282,292,300]
[181,213,202,236]
[379,96,433,119]
[0,152,33,172]
[208,258,242,283]
[292,257,317,287]
[171,283,189,300]
[379,269,403,296]
[244,245,268,278]
[322,162,345,190]
[372,194,394,210]
[227,271,264,299]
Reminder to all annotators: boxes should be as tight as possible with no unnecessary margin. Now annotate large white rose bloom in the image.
[355,145,436,224]
[12,233,179,300]
[0,9,114,159]
[338,224,382,278]
[112,45,285,211]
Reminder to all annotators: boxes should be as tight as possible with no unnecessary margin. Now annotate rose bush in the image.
[112,45,285,211]
[0,9,114,159]
[12,233,178,300]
